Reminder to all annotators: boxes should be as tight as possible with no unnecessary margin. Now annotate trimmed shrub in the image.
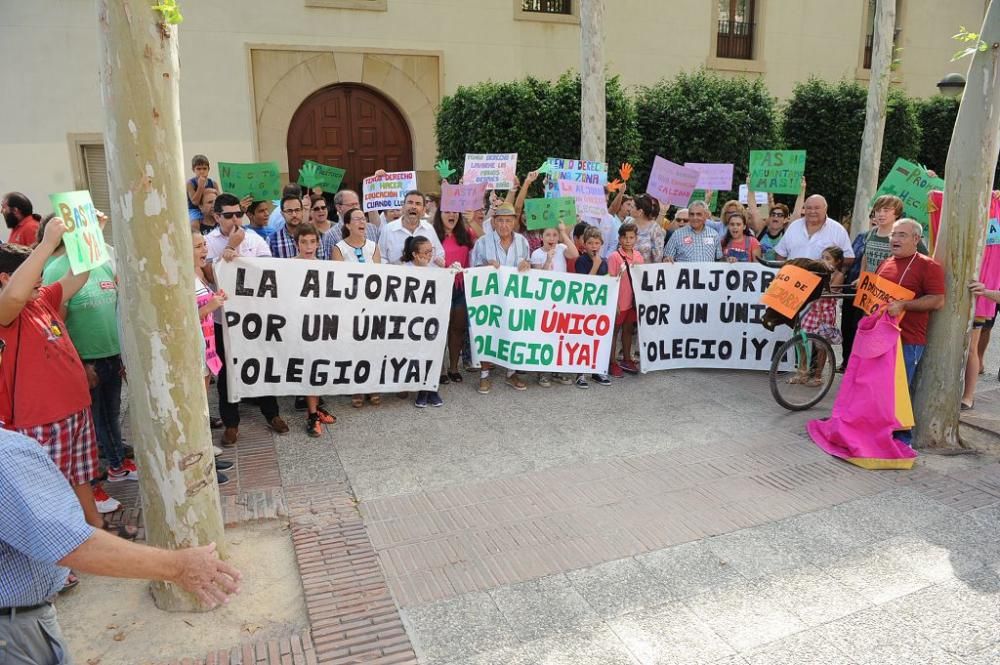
[916,95,960,177]
[782,78,922,220]
[435,73,640,195]
[632,71,780,199]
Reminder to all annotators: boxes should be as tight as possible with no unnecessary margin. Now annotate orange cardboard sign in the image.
[760,265,822,318]
[853,272,915,316]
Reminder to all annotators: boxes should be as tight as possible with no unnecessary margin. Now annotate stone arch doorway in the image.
[286,83,413,194]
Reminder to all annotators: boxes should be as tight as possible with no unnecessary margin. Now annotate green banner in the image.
[687,189,718,213]
[873,158,944,227]
[749,150,806,195]
[49,190,109,273]
[524,197,577,230]
[299,160,346,192]
[218,161,281,201]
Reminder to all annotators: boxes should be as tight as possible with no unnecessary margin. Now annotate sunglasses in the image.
[312,205,327,212]
[220,211,245,219]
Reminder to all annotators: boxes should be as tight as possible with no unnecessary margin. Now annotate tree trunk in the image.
[850,0,896,237]
[97,0,226,610]
[913,1,1000,449]
[580,0,606,163]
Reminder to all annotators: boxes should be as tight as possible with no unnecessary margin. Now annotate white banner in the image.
[216,258,454,398]
[464,267,619,373]
[632,263,790,371]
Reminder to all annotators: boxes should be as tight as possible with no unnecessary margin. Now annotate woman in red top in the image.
[434,208,476,383]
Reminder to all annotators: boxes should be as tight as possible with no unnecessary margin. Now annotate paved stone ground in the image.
[101,339,1000,665]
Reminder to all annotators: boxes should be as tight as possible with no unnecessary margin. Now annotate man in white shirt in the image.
[205,194,272,261]
[377,190,445,265]
[775,195,855,267]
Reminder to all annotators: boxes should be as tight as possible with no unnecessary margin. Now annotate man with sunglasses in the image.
[205,194,287,446]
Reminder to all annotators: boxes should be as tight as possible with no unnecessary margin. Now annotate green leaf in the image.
[151,0,183,24]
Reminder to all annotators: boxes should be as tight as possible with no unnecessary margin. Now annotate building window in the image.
[862,0,902,69]
[69,138,114,246]
[521,0,571,14]
[717,0,756,60]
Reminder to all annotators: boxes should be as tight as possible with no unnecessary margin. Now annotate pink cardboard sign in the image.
[647,157,700,207]
[683,163,734,191]
[441,182,487,213]
[196,294,223,376]
[557,179,608,221]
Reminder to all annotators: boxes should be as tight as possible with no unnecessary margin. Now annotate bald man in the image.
[775,195,854,268]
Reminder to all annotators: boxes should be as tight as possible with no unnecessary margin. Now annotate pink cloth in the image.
[807,310,917,464]
[929,190,1000,319]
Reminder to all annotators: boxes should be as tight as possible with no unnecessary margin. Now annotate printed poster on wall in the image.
[215,259,454,398]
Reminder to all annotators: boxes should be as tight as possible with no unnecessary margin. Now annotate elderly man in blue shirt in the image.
[1,428,241,663]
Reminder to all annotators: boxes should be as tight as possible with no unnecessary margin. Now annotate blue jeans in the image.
[90,355,126,469]
[896,344,925,445]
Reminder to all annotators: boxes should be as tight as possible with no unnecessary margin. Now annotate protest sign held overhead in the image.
[49,190,109,273]
[298,160,346,192]
[441,182,487,213]
[218,161,282,201]
[688,189,719,212]
[558,179,608,220]
[749,150,806,195]
[463,153,518,190]
[524,197,577,230]
[215,259,453,398]
[464,267,619,373]
[362,171,418,212]
[543,157,608,198]
[738,184,769,206]
[633,263,790,371]
[873,158,944,228]
[646,156,700,207]
[683,163,734,191]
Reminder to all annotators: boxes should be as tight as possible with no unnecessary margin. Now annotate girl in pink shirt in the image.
[607,222,643,377]
[434,209,477,384]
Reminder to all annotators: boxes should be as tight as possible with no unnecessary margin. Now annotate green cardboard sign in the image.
[525,197,577,230]
[218,161,281,201]
[873,158,944,226]
[749,150,806,195]
[688,189,718,213]
[49,190,109,273]
[299,160,346,191]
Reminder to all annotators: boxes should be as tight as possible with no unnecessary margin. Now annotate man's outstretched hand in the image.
[172,542,243,608]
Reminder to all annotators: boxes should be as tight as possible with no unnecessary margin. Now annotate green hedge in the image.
[435,73,640,195]
[782,78,922,220]
[916,95,959,175]
[633,71,780,200]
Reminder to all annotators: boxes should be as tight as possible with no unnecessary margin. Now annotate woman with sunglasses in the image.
[332,207,382,408]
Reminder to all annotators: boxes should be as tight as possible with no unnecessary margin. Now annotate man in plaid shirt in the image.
[664,200,723,263]
[269,194,330,259]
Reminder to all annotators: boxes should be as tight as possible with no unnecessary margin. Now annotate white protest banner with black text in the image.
[216,259,454,398]
[632,263,790,371]
[464,267,619,373]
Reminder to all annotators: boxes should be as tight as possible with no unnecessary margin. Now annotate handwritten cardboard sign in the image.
[760,264,822,318]
[749,150,806,195]
[49,190,109,273]
[362,171,418,212]
[557,180,607,221]
[646,157,700,207]
[874,158,945,227]
[218,162,282,201]
[853,272,916,316]
[441,182,488,213]
[684,163,734,191]
[524,197,578,230]
[299,160,346,192]
[738,184,769,206]
[464,153,517,190]
[543,158,608,198]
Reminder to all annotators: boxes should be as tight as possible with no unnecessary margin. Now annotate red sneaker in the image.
[315,407,337,425]
[122,458,138,472]
[609,362,624,378]
[619,360,639,375]
[92,484,121,513]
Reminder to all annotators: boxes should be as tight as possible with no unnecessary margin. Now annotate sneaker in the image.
[478,377,492,394]
[575,376,590,389]
[294,396,308,411]
[592,373,612,386]
[465,362,481,372]
[216,471,231,487]
[122,458,138,472]
[315,406,336,425]
[427,392,444,407]
[538,375,551,388]
[221,426,239,448]
[215,458,234,471]
[106,464,138,483]
[414,392,428,408]
[609,362,624,378]
[306,413,323,438]
[505,374,527,391]
[619,359,639,375]
[268,416,290,434]
[213,445,224,457]
[92,484,121,514]
[554,373,573,386]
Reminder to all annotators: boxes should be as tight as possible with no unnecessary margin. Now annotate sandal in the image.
[787,374,808,385]
[961,401,975,411]
[351,394,364,408]
[60,572,80,594]
[806,377,824,387]
[368,394,381,406]
[448,372,463,383]
[103,520,139,541]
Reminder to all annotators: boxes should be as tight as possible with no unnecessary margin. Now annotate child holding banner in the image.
[295,224,339,435]
[403,237,445,408]
[607,223,643,376]
[573,228,612,388]
[530,222,580,387]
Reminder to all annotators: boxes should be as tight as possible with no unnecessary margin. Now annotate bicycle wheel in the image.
[769,333,837,411]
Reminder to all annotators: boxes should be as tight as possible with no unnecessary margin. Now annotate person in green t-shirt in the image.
[39,214,135,483]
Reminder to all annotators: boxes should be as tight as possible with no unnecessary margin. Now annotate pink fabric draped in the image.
[807,310,917,468]
[929,190,1000,319]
